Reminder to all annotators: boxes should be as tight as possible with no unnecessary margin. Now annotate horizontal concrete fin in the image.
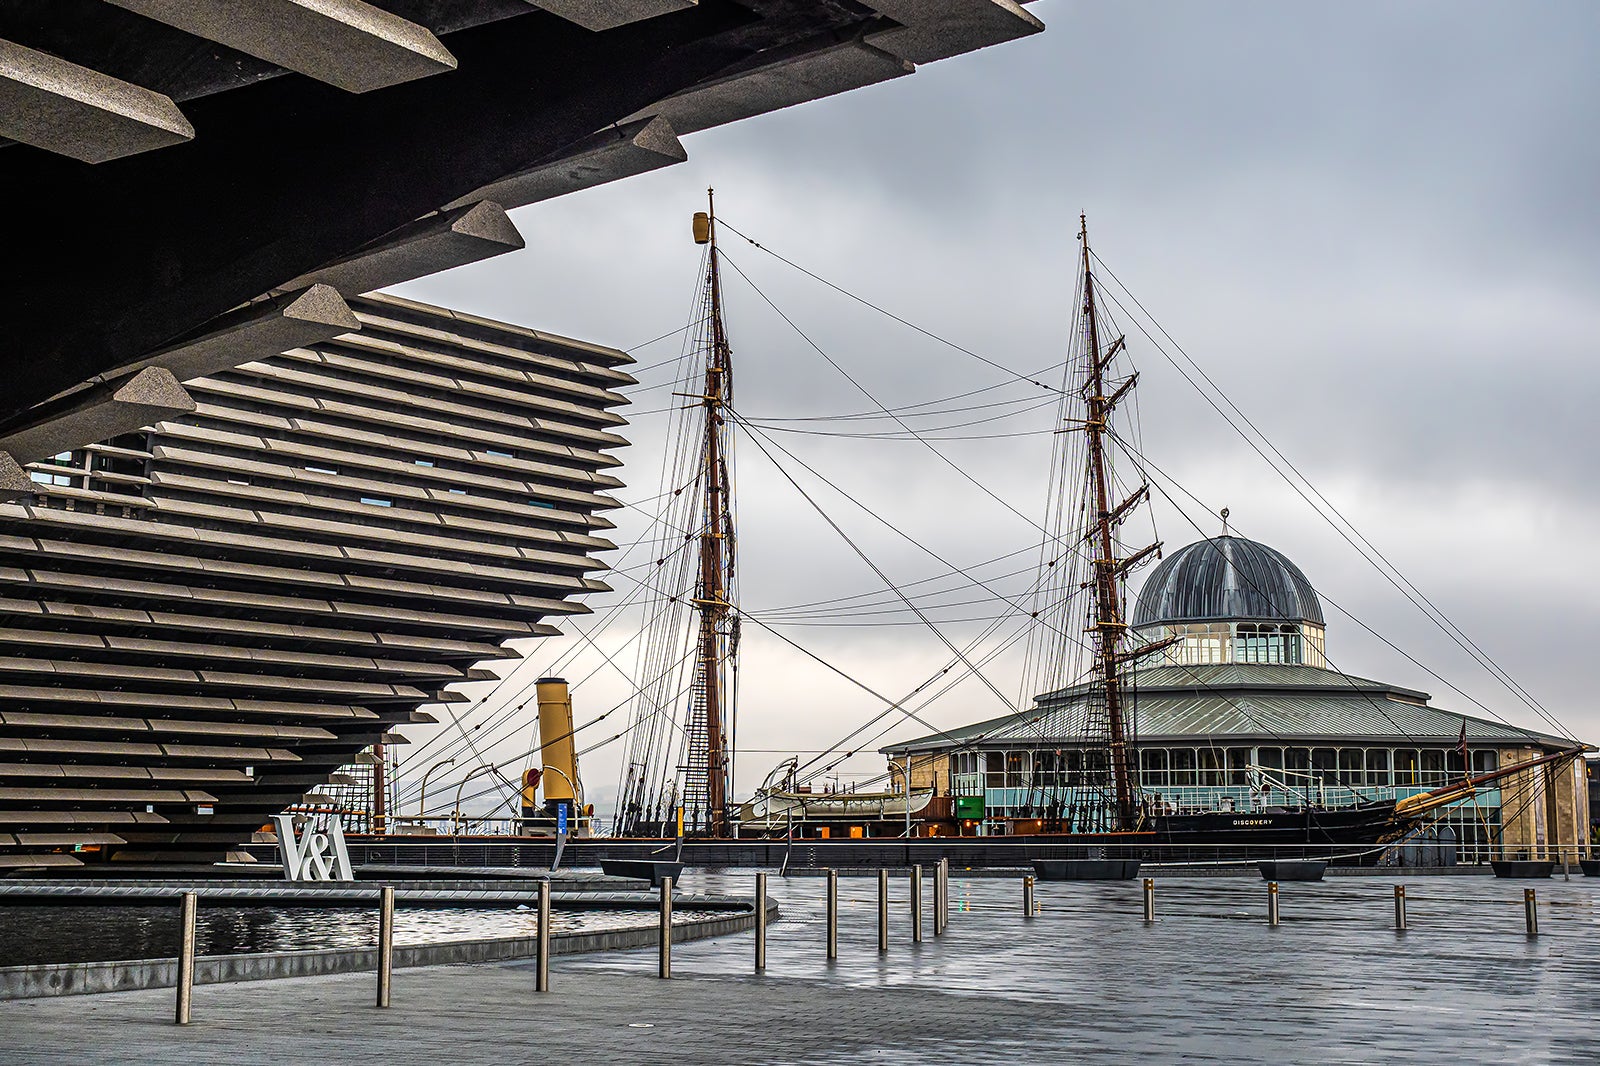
[449,116,687,210]
[0,38,193,162]
[0,811,167,825]
[0,453,30,503]
[0,368,195,466]
[127,285,359,385]
[529,0,696,32]
[629,40,911,135]
[103,0,457,93]
[279,201,524,296]
[866,0,1044,64]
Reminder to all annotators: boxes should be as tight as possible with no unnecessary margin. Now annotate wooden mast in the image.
[1079,214,1140,832]
[694,190,734,836]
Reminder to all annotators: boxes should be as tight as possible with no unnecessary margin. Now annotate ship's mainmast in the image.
[689,191,736,837]
[1078,215,1165,831]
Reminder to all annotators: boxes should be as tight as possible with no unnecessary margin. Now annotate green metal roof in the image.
[883,663,1576,753]
[1036,663,1430,702]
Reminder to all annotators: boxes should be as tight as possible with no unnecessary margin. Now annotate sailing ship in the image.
[361,202,1584,877]
[712,212,1586,872]
[1009,216,1584,874]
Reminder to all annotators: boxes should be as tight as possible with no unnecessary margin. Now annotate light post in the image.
[418,757,456,824]
[903,754,913,838]
[453,763,500,835]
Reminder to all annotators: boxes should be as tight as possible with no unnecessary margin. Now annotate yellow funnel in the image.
[536,677,578,806]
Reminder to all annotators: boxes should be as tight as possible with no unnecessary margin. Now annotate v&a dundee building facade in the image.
[0,295,631,869]
[888,536,1590,863]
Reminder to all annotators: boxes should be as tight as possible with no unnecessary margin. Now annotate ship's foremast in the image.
[1077,216,1173,831]
[690,191,735,837]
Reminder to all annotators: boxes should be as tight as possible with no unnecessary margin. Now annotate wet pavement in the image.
[4,869,1599,1063]
[0,903,725,966]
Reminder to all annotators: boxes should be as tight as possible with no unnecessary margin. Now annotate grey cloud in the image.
[398,1,1600,803]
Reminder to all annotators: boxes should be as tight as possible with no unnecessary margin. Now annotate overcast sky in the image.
[396,1,1600,819]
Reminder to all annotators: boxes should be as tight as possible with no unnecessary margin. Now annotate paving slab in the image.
[4,870,1599,1064]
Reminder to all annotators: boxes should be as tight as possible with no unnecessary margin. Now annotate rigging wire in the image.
[713,221,1566,795]
[431,221,1578,833]
[393,469,707,794]
[709,253,1346,788]
[1088,250,1573,742]
[717,217,1063,394]
[1108,428,1525,738]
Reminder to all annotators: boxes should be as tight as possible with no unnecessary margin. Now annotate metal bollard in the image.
[377,885,394,1008]
[175,891,197,1025]
[911,866,923,943]
[658,876,673,979]
[755,872,767,972]
[826,869,838,960]
[536,879,551,992]
[1267,881,1280,927]
[1023,874,1035,918]
[877,868,889,953]
[937,858,949,935]
[1393,884,1407,933]
[1524,887,1538,936]
[1142,877,1155,923]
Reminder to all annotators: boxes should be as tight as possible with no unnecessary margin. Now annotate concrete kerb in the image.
[0,878,697,908]
[0,896,776,1000]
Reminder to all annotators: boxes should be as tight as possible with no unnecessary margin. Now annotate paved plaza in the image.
[5,871,1600,1064]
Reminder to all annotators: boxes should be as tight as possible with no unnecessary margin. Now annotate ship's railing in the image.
[1142,784,1398,814]
[961,782,1501,816]
[950,771,1498,799]
[976,784,1399,814]
[376,814,596,837]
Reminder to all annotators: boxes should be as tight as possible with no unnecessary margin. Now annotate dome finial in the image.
[1220,507,1230,537]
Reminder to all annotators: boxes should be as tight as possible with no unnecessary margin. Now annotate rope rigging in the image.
[402,210,1567,858]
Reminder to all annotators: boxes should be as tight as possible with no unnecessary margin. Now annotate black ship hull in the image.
[276,802,1405,874]
[1011,801,1400,866]
[1145,800,1395,851]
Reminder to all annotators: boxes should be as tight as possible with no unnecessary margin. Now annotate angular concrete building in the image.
[0,0,1048,869]
[0,0,1049,870]
[0,294,632,867]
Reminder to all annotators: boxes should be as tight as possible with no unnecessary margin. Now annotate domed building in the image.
[883,534,1589,863]
[1132,536,1326,668]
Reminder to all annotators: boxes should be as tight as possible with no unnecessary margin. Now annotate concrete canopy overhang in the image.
[0,0,1043,437]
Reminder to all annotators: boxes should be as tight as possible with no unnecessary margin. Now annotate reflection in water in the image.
[0,905,723,967]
